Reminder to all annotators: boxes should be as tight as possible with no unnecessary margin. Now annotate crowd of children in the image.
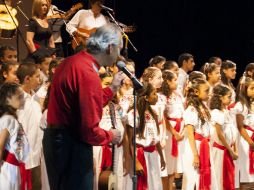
[1,44,254,190]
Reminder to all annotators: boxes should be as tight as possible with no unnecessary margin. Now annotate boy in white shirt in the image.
[177,53,195,96]
[16,63,43,190]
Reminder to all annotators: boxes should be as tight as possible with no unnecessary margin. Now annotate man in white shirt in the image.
[177,53,195,95]
[66,0,108,51]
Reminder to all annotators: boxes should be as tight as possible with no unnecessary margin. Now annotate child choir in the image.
[2,52,254,190]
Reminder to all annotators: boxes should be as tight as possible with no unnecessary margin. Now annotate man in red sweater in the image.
[43,23,124,190]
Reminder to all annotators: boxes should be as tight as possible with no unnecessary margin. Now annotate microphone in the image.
[100,5,114,12]
[116,61,143,90]
[17,0,22,5]
[53,8,66,14]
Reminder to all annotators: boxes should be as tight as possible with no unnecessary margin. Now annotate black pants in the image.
[43,128,93,190]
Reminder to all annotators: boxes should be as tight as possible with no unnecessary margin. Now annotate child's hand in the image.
[250,142,254,150]
[174,132,184,142]
[193,155,200,169]
[136,159,144,176]
[149,138,156,146]
[123,157,133,176]
[229,150,238,160]
[0,160,3,172]
[160,158,166,171]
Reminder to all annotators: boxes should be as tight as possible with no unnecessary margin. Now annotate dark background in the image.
[53,0,254,78]
[2,0,254,80]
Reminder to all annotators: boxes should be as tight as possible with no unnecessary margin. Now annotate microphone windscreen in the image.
[116,61,125,69]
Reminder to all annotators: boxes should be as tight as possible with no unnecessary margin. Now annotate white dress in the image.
[210,109,237,190]
[232,102,254,183]
[0,115,29,190]
[182,106,218,190]
[93,104,125,190]
[127,110,163,190]
[151,93,167,177]
[164,91,185,175]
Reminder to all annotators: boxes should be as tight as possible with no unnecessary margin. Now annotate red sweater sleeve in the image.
[77,65,113,145]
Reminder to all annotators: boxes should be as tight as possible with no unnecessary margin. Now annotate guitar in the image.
[71,25,136,50]
[0,4,18,38]
[98,102,118,190]
[46,3,83,20]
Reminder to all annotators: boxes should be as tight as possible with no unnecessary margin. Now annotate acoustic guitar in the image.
[98,102,118,190]
[0,4,18,38]
[71,25,136,50]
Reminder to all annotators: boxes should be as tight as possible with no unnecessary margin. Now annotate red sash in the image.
[194,133,211,190]
[136,144,156,190]
[3,149,32,190]
[100,145,112,171]
[245,125,254,174]
[213,142,235,190]
[167,117,183,157]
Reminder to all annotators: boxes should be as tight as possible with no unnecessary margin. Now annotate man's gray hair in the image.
[86,23,122,54]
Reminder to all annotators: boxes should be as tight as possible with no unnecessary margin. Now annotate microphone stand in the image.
[2,0,29,61]
[55,10,79,55]
[16,2,29,21]
[132,87,138,190]
[105,10,138,55]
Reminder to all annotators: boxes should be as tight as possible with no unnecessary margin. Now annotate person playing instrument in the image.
[66,0,108,51]
[26,0,55,55]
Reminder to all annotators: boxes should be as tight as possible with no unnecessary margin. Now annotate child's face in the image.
[185,58,195,72]
[4,65,19,84]
[223,66,236,80]
[28,69,41,90]
[155,61,165,70]
[147,89,158,105]
[169,63,179,76]
[208,67,221,83]
[101,76,113,88]
[40,57,52,76]
[149,71,163,89]
[123,64,135,86]
[7,88,25,110]
[221,91,232,107]
[1,50,17,63]
[247,82,254,99]
[196,82,210,101]
[167,75,178,90]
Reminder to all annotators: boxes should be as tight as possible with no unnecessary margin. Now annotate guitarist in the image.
[66,0,108,52]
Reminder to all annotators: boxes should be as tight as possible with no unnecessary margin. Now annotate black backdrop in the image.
[52,0,254,78]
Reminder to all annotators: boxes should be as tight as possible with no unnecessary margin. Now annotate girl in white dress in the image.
[233,77,254,188]
[127,83,165,190]
[210,84,238,190]
[0,82,30,190]
[141,67,168,189]
[162,71,185,190]
[220,60,237,103]
[182,78,217,190]
[93,71,129,190]
[201,62,221,89]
